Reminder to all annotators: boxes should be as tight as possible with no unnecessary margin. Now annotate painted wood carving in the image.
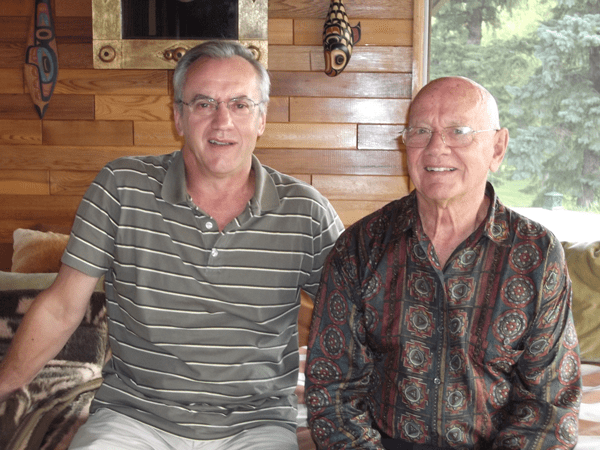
[24,0,58,119]
[322,0,361,77]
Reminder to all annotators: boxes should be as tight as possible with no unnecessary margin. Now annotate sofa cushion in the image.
[11,228,69,274]
[562,241,600,363]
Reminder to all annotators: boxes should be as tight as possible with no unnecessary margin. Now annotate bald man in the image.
[306,77,581,450]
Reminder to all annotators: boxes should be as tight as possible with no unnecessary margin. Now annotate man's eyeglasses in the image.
[401,126,500,148]
[178,96,263,117]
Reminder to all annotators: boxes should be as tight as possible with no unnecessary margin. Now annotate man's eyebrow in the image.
[189,94,252,102]
[189,94,213,103]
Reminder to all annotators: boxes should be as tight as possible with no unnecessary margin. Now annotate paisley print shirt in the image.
[306,184,581,450]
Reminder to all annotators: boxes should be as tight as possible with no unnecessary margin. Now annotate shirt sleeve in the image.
[305,230,385,449]
[493,238,582,450]
[62,164,121,277]
[301,197,345,299]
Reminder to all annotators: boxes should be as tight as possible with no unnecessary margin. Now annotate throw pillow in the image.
[562,241,600,363]
[11,229,69,273]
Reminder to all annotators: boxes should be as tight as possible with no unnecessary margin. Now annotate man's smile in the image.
[209,139,234,146]
[425,166,456,172]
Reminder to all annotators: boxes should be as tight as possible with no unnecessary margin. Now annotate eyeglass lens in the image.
[403,127,473,148]
[188,98,256,116]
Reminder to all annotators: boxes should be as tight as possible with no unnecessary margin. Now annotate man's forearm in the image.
[0,286,89,402]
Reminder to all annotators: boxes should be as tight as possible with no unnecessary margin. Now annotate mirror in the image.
[92,0,268,69]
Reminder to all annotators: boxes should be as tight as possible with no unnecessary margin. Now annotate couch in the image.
[1,228,599,450]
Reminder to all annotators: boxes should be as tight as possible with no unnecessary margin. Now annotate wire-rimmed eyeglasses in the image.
[178,96,264,117]
[401,126,500,148]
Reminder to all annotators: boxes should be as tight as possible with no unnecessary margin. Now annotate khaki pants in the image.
[69,408,299,450]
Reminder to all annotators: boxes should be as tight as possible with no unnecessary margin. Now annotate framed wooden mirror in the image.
[92,0,268,69]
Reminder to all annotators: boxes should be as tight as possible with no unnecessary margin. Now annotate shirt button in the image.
[211,248,218,257]
[503,338,511,345]
[434,378,441,385]
[205,221,214,230]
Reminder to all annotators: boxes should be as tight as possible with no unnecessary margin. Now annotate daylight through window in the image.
[430,0,600,241]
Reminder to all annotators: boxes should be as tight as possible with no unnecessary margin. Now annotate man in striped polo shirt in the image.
[0,41,344,449]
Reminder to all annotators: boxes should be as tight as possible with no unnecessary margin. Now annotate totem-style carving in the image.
[322,0,361,77]
[24,0,58,119]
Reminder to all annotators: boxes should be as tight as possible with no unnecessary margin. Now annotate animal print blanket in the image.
[0,288,107,450]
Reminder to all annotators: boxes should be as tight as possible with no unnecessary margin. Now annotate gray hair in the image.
[173,41,270,114]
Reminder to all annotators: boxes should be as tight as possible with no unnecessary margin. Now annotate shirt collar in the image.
[481,182,512,245]
[397,182,511,246]
[161,151,280,214]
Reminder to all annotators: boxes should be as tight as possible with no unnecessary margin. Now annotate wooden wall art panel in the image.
[0,0,422,272]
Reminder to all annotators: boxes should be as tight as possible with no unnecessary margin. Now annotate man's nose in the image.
[426,129,450,152]
[212,103,234,125]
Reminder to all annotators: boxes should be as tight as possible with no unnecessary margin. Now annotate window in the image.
[429,0,600,241]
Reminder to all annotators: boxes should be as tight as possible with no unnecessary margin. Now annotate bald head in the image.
[404,76,509,212]
[410,77,501,130]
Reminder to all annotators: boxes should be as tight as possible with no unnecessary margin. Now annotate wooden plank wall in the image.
[0,0,415,271]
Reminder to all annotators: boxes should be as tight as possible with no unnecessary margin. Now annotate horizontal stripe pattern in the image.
[62,151,343,439]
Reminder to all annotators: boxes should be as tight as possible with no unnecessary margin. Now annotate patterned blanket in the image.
[0,288,107,450]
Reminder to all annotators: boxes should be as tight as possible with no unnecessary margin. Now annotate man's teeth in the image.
[209,139,232,146]
[426,167,455,172]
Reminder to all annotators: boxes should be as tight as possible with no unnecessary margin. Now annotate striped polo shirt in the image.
[61,150,344,440]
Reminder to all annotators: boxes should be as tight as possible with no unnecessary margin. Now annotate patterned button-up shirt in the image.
[306,184,581,450]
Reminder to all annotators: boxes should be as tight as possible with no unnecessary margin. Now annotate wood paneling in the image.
[1,195,83,236]
[0,0,418,246]
[290,98,411,124]
[1,4,34,16]
[269,46,413,73]
[55,0,93,17]
[0,120,42,145]
[268,46,313,72]
[260,123,357,149]
[271,72,412,98]
[269,0,413,20]
[55,17,92,40]
[255,149,406,176]
[0,17,28,41]
[294,19,412,46]
[1,194,82,221]
[310,46,413,73]
[0,43,27,68]
[268,19,294,45]
[0,170,49,195]
[0,94,95,120]
[331,199,393,227]
[51,171,98,196]
[0,145,173,172]
[266,97,290,123]
[134,122,182,147]
[56,43,94,69]
[0,69,24,94]
[358,125,405,150]
[312,175,410,201]
[43,120,134,146]
[96,96,173,121]
[55,69,169,95]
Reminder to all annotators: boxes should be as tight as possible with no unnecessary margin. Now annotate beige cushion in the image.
[11,228,69,274]
[562,241,600,363]
[0,271,58,290]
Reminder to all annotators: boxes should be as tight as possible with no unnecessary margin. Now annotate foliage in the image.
[431,0,600,210]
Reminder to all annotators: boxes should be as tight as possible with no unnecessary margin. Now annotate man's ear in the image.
[173,105,184,137]
[490,128,509,173]
[256,110,267,137]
